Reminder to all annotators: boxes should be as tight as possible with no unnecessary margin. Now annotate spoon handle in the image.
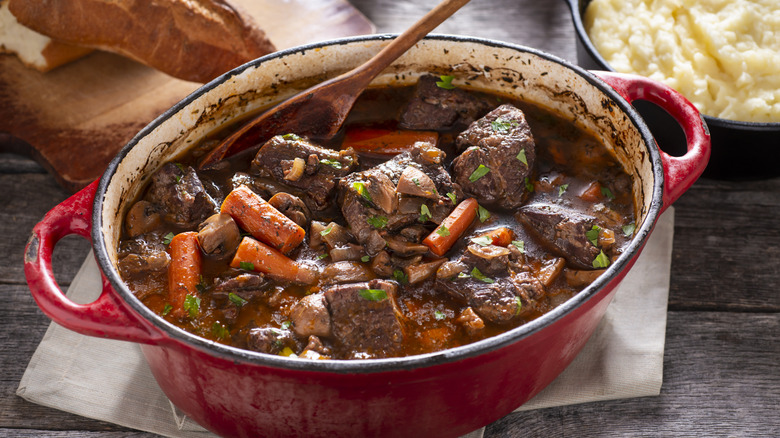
[352,0,472,83]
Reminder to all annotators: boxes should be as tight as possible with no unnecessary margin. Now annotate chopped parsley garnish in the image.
[183,294,201,318]
[281,321,292,330]
[320,158,343,169]
[212,322,229,339]
[436,225,450,237]
[174,162,186,172]
[162,232,175,246]
[471,235,493,246]
[622,223,636,237]
[516,148,528,166]
[511,240,525,253]
[282,133,302,141]
[586,225,601,247]
[361,255,371,263]
[161,304,173,316]
[524,177,535,192]
[196,276,208,294]
[434,310,447,321]
[601,186,615,200]
[478,204,491,223]
[457,272,471,279]
[420,204,431,222]
[316,253,329,260]
[239,261,255,271]
[491,119,519,134]
[228,293,248,306]
[320,225,333,236]
[174,175,182,184]
[353,181,372,202]
[446,192,457,204]
[393,269,409,284]
[515,297,523,315]
[558,184,569,197]
[412,177,420,186]
[367,215,388,229]
[593,250,611,268]
[470,267,494,284]
[435,75,456,89]
[358,288,388,301]
[469,164,491,182]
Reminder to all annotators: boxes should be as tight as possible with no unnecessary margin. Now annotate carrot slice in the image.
[221,185,305,254]
[167,231,202,319]
[231,236,316,284]
[423,198,479,256]
[341,128,439,155]
[478,227,514,247]
[579,181,603,202]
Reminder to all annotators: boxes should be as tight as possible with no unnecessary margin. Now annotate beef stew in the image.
[117,75,636,360]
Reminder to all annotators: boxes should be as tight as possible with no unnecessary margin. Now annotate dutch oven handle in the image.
[24,181,163,345]
[593,71,711,210]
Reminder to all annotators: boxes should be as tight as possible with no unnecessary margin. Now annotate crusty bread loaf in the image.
[0,0,92,72]
[7,0,276,83]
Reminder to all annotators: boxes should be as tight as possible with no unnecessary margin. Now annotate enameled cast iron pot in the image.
[566,0,780,180]
[25,35,710,437]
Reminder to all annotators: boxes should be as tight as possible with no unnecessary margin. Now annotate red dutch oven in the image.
[24,35,709,437]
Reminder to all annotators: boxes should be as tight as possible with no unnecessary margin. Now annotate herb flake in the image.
[436,75,456,89]
[593,250,611,268]
[446,192,457,204]
[434,310,447,321]
[469,164,491,182]
[516,148,528,166]
[470,267,494,284]
[183,294,201,318]
[320,225,333,236]
[393,269,409,285]
[586,225,601,247]
[436,225,450,237]
[320,158,343,169]
[353,181,372,202]
[471,235,493,246]
[478,204,491,223]
[239,261,255,271]
[558,184,569,197]
[491,119,518,134]
[228,293,248,306]
[420,204,431,222]
[359,288,388,301]
[361,255,371,263]
[163,232,175,246]
[367,215,388,229]
[511,240,525,253]
[622,223,636,237]
[212,322,229,339]
[601,186,615,200]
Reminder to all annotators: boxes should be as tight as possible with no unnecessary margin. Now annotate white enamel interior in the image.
[100,37,655,269]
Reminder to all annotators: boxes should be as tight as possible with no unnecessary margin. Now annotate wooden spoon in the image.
[199,0,471,169]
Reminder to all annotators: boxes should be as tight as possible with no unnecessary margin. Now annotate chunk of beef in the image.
[290,294,332,338]
[245,327,299,355]
[146,163,217,228]
[436,271,544,325]
[399,75,492,131]
[211,272,270,302]
[516,203,600,269]
[117,236,170,280]
[251,135,357,211]
[452,104,536,210]
[460,243,512,277]
[323,279,404,358]
[338,143,462,256]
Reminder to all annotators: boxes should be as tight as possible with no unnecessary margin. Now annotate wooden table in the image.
[2,0,778,436]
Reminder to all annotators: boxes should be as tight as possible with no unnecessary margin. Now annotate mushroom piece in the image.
[290,294,332,338]
[385,236,430,257]
[404,258,447,284]
[396,166,438,199]
[329,244,365,262]
[197,212,241,257]
[364,171,397,214]
[320,261,374,284]
[125,200,162,237]
[268,192,311,228]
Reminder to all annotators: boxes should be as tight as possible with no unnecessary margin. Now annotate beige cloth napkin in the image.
[17,209,674,438]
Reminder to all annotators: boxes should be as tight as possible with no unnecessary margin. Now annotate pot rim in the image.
[93,33,664,374]
[566,0,780,130]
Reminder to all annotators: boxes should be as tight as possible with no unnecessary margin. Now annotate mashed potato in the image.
[585,0,780,123]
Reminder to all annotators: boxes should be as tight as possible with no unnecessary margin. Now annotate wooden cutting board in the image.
[0,0,374,192]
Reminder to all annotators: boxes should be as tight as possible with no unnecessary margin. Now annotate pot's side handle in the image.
[24,181,163,345]
[593,71,711,209]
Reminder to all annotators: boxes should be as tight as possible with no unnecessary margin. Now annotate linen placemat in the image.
[18,209,675,437]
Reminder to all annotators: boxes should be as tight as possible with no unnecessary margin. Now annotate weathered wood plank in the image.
[668,177,780,311]
[0,173,92,285]
[485,311,780,437]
